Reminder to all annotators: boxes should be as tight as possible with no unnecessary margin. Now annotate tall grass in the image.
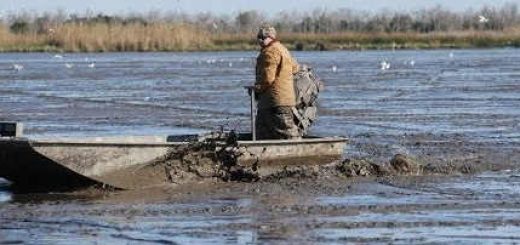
[1,23,519,52]
[0,23,211,52]
[0,25,48,51]
[49,23,211,52]
[278,29,520,50]
[210,30,520,51]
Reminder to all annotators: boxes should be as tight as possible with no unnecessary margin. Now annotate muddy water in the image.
[1,49,520,243]
[2,172,520,243]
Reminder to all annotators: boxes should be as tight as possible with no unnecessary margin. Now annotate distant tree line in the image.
[2,2,519,36]
[3,3,520,33]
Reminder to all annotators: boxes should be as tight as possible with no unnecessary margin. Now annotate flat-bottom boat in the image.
[0,123,347,191]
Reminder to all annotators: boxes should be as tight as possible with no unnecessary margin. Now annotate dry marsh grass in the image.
[0,25,47,51]
[1,23,519,52]
[279,30,520,50]
[1,23,211,52]
[50,23,211,52]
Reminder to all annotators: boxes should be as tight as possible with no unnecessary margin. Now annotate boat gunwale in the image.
[2,136,348,147]
[236,137,348,146]
[29,141,189,147]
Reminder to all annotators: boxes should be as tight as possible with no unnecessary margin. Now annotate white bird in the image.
[12,64,24,71]
[331,65,338,73]
[88,63,95,68]
[478,15,489,23]
[65,63,74,69]
[449,52,454,58]
[409,60,415,66]
[53,54,63,59]
[380,60,390,70]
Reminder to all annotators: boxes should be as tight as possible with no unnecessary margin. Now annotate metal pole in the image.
[250,88,256,141]
[245,86,256,141]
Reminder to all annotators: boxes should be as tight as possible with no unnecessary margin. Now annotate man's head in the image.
[257,24,277,47]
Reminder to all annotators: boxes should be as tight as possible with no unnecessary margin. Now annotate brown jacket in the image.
[255,41,299,109]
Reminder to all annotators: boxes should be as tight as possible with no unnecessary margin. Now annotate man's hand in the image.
[245,85,262,97]
[245,85,254,97]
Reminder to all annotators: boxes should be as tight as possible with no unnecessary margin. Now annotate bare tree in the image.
[235,10,262,33]
[4,2,520,35]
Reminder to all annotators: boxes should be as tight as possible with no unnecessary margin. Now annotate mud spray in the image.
[147,132,486,187]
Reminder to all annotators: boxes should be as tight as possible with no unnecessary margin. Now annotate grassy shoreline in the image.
[1,24,519,52]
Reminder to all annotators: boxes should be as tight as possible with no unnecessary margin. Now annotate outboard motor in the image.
[293,65,323,136]
[0,122,23,137]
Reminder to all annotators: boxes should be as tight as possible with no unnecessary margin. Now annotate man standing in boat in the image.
[252,24,301,140]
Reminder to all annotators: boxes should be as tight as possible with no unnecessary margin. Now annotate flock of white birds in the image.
[9,51,458,74]
[328,51,456,73]
[10,54,96,72]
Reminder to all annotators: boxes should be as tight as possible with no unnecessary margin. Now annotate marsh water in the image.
[1,49,520,243]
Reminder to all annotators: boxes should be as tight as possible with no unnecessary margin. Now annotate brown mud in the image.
[3,168,520,243]
[118,131,519,189]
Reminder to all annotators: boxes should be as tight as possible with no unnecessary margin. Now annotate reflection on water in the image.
[1,171,520,243]
[316,226,520,243]
[312,170,520,243]
[0,178,11,203]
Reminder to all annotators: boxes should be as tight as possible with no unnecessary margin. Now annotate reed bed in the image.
[278,30,520,50]
[0,23,211,52]
[0,25,48,52]
[1,23,519,52]
[49,23,211,52]
[208,30,520,50]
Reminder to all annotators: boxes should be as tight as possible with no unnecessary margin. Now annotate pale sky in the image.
[1,0,518,16]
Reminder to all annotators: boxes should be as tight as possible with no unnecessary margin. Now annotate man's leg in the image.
[271,106,301,139]
[256,107,301,140]
[256,108,275,140]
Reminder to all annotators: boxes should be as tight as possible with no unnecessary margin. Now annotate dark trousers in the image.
[256,106,301,140]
